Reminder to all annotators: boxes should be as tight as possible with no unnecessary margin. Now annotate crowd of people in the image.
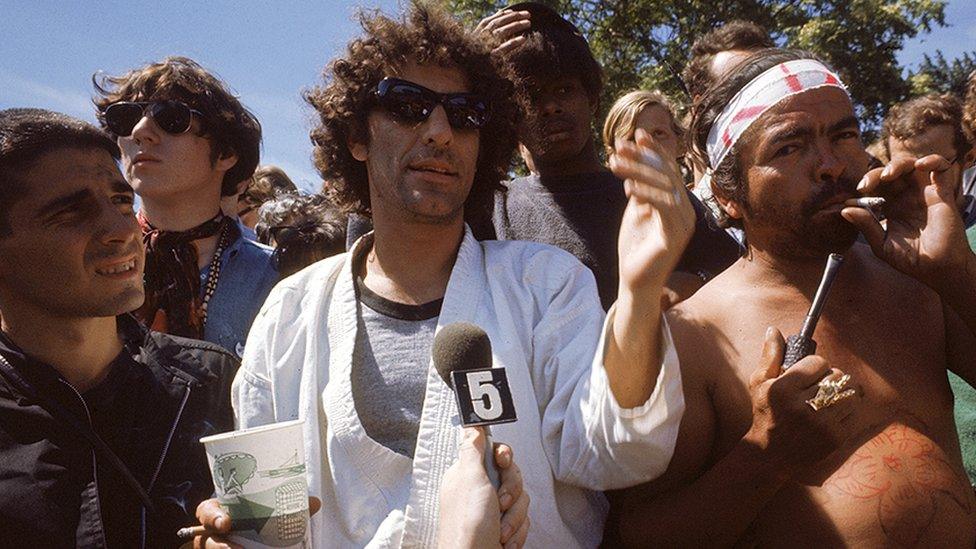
[1,1,975,547]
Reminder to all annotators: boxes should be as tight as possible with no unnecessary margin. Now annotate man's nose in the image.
[422,105,454,148]
[97,205,139,246]
[539,94,563,116]
[129,115,160,145]
[817,140,846,183]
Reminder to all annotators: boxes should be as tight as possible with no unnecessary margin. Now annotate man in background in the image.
[94,57,278,357]
[883,93,976,227]
[476,2,740,309]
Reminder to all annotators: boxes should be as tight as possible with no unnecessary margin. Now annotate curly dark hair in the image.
[305,2,518,225]
[689,48,825,229]
[499,2,603,106]
[883,93,972,160]
[682,21,775,101]
[257,193,346,275]
[92,56,262,197]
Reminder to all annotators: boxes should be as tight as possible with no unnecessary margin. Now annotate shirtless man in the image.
[608,48,976,547]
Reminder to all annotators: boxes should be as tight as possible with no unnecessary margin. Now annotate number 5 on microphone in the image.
[451,368,518,426]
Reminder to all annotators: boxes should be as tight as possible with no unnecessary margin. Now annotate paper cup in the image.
[201,419,310,548]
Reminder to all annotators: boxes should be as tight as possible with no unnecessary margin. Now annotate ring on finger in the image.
[806,373,856,411]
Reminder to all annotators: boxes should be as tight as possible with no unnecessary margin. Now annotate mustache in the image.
[801,175,860,216]
[407,148,459,166]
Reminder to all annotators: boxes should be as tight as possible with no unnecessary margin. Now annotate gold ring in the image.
[806,373,856,411]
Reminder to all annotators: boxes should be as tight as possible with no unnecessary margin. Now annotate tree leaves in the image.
[445,0,953,138]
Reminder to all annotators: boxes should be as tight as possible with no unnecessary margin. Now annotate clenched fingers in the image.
[499,479,530,546]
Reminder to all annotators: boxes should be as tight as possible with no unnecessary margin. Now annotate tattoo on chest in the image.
[824,424,972,545]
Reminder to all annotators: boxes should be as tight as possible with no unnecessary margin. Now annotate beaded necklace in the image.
[199,220,233,326]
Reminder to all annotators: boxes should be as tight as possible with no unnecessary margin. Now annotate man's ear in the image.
[348,138,368,162]
[215,151,239,173]
[711,182,745,221]
[347,122,369,162]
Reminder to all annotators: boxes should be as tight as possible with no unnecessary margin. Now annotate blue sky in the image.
[2,0,974,193]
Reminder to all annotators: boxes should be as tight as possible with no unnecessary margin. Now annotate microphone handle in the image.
[483,426,501,489]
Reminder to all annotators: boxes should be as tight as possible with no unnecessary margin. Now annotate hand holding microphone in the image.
[433,322,527,547]
[438,426,530,549]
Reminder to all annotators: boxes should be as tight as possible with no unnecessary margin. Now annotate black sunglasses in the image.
[103,100,203,137]
[374,77,490,130]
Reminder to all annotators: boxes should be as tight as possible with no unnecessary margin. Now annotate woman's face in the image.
[614,103,684,163]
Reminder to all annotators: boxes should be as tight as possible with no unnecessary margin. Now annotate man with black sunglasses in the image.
[93,56,278,358]
[196,4,692,548]
[476,2,740,311]
[0,108,237,547]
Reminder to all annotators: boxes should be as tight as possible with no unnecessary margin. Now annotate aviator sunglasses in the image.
[374,77,490,130]
[102,100,204,137]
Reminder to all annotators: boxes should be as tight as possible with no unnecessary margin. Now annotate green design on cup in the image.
[213,452,257,495]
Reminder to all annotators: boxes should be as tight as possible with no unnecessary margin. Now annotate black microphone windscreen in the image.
[432,322,493,388]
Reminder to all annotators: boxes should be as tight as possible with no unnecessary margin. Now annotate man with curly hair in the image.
[198,3,693,547]
[93,57,278,358]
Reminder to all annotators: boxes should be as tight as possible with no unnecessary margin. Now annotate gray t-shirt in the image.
[350,250,441,458]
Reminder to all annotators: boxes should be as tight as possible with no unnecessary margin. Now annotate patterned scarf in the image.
[135,210,231,339]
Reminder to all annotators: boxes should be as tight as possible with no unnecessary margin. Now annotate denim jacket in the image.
[201,222,278,358]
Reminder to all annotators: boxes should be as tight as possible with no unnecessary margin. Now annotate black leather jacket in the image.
[0,316,237,548]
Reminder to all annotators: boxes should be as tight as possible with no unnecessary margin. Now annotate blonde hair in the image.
[602,90,684,158]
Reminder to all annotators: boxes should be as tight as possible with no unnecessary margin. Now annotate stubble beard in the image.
[747,175,860,259]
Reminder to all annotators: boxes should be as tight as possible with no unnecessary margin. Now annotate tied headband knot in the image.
[705,59,849,172]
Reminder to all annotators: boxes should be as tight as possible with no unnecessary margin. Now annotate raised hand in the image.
[842,155,973,290]
[610,128,696,294]
[474,9,531,55]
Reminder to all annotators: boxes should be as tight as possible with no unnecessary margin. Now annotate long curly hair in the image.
[304,2,517,226]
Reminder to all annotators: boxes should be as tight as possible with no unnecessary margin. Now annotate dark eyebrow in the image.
[828,115,860,135]
[38,189,93,217]
[766,124,812,147]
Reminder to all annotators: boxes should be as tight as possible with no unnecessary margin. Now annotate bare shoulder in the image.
[849,242,939,300]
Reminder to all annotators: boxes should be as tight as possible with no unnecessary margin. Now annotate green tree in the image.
[908,50,976,97]
[445,0,947,131]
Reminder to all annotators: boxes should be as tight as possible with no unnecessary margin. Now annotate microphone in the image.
[433,322,517,488]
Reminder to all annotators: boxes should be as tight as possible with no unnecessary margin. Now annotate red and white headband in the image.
[705,59,849,170]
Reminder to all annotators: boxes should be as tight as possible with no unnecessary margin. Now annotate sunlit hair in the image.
[304,2,518,226]
[239,164,298,211]
[602,90,684,158]
[93,56,262,197]
[0,108,119,237]
[883,93,973,160]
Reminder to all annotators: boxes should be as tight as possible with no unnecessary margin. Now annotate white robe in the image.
[233,229,684,548]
